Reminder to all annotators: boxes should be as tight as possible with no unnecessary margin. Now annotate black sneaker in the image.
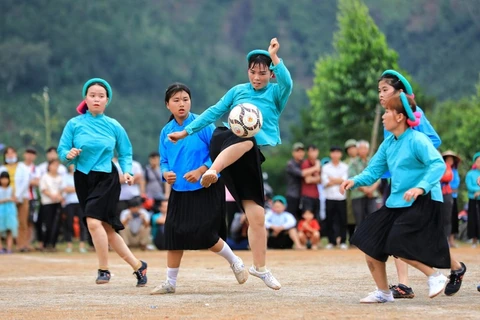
[477,283,480,292]
[96,269,111,284]
[133,260,148,287]
[390,283,415,298]
[445,262,466,296]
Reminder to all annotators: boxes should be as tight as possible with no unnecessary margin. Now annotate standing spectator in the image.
[0,172,18,253]
[37,147,67,177]
[442,151,461,248]
[37,159,64,252]
[440,153,454,240]
[466,152,480,247]
[151,198,167,250]
[114,157,144,217]
[318,157,330,233]
[265,195,303,249]
[23,147,40,252]
[348,141,379,228]
[120,196,151,251]
[322,146,349,250]
[300,145,321,222]
[63,164,88,253]
[297,210,321,250]
[144,151,170,205]
[344,139,358,242]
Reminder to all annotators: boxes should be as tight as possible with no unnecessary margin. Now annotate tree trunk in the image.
[369,103,382,157]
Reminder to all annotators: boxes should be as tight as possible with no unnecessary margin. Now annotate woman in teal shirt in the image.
[341,93,450,303]
[58,78,147,287]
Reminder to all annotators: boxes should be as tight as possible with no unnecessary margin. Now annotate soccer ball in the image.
[228,103,263,138]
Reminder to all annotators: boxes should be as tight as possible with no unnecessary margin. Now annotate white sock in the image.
[215,242,238,265]
[167,267,179,286]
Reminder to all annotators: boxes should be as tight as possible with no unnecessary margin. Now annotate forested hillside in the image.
[1,0,479,161]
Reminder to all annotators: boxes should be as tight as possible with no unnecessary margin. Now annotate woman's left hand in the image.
[403,188,424,202]
[124,173,134,186]
[184,169,202,183]
[168,130,188,143]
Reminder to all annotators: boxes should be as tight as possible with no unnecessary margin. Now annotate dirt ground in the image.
[0,246,479,320]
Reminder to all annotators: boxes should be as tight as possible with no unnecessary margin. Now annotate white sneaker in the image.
[360,289,394,303]
[231,257,248,284]
[150,280,176,295]
[325,243,334,250]
[339,243,348,250]
[200,170,218,188]
[427,273,447,298]
[248,266,281,290]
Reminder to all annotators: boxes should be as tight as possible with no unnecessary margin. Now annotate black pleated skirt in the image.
[165,181,227,250]
[350,194,450,269]
[74,163,124,231]
[210,127,265,211]
[451,197,459,234]
[467,199,480,239]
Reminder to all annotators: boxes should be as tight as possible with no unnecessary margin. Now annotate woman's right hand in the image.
[66,148,82,160]
[163,171,177,185]
[339,180,354,195]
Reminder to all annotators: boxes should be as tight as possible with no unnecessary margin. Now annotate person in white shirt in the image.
[265,195,303,249]
[119,196,151,250]
[321,146,349,250]
[114,158,144,217]
[37,147,67,177]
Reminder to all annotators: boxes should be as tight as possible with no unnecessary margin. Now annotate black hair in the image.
[46,146,57,153]
[307,144,318,151]
[148,151,160,158]
[3,146,16,165]
[165,82,192,122]
[378,74,406,92]
[86,82,109,97]
[47,159,60,172]
[0,171,11,186]
[248,54,272,70]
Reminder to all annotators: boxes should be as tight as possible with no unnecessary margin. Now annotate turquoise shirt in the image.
[58,111,133,175]
[465,169,480,199]
[382,106,441,179]
[160,113,214,192]
[451,168,460,199]
[184,60,293,146]
[352,129,445,208]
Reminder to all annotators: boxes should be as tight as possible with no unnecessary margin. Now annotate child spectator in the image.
[297,210,321,249]
[265,195,304,249]
[151,199,167,250]
[120,196,151,251]
[227,212,250,250]
[0,171,18,253]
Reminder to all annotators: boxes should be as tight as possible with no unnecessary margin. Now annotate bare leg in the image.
[449,253,462,270]
[399,257,436,276]
[311,231,320,249]
[298,232,307,246]
[86,218,109,269]
[167,250,184,268]
[105,223,141,270]
[243,200,266,268]
[6,232,13,251]
[288,228,305,249]
[365,255,389,291]
[394,258,409,285]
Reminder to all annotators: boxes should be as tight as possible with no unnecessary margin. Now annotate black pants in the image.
[286,196,302,221]
[36,203,61,248]
[326,199,347,245]
[63,203,88,242]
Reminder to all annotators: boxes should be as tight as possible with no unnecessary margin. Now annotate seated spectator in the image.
[119,196,151,250]
[226,212,249,250]
[297,210,321,250]
[265,195,304,249]
[151,199,167,250]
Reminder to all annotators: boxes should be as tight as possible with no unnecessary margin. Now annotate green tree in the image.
[307,0,399,151]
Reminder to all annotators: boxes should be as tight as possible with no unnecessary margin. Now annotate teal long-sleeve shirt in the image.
[160,113,214,192]
[184,59,293,147]
[465,169,480,199]
[58,111,133,175]
[352,128,445,208]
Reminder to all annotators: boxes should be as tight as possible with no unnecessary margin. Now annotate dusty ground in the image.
[0,246,479,320]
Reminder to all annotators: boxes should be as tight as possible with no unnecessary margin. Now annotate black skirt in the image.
[451,197,459,234]
[467,199,480,239]
[164,181,226,250]
[350,194,450,269]
[74,163,124,231]
[210,127,265,211]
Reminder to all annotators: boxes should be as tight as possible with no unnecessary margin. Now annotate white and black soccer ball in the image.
[228,103,263,138]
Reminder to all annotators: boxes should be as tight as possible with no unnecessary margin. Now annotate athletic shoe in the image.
[477,283,480,292]
[445,262,466,296]
[133,260,148,287]
[427,273,447,298]
[248,266,281,290]
[150,280,176,295]
[79,248,88,253]
[389,283,415,299]
[325,243,334,250]
[360,290,394,303]
[96,269,111,284]
[231,257,248,284]
[200,170,218,188]
[65,248,72,253]
[339,243,348,250]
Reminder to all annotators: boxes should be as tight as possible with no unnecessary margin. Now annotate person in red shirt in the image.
[300,145,321,222]
[440,157,454,239]
[297,210,321,249]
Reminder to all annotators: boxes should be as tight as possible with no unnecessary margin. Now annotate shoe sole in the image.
[150,289,175,295]
[248,270,281,290]
[235,269,249,284]
[200,172,217,188]
[429,284,447,298]
[393,294,415,299]
[96,280,110,284]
